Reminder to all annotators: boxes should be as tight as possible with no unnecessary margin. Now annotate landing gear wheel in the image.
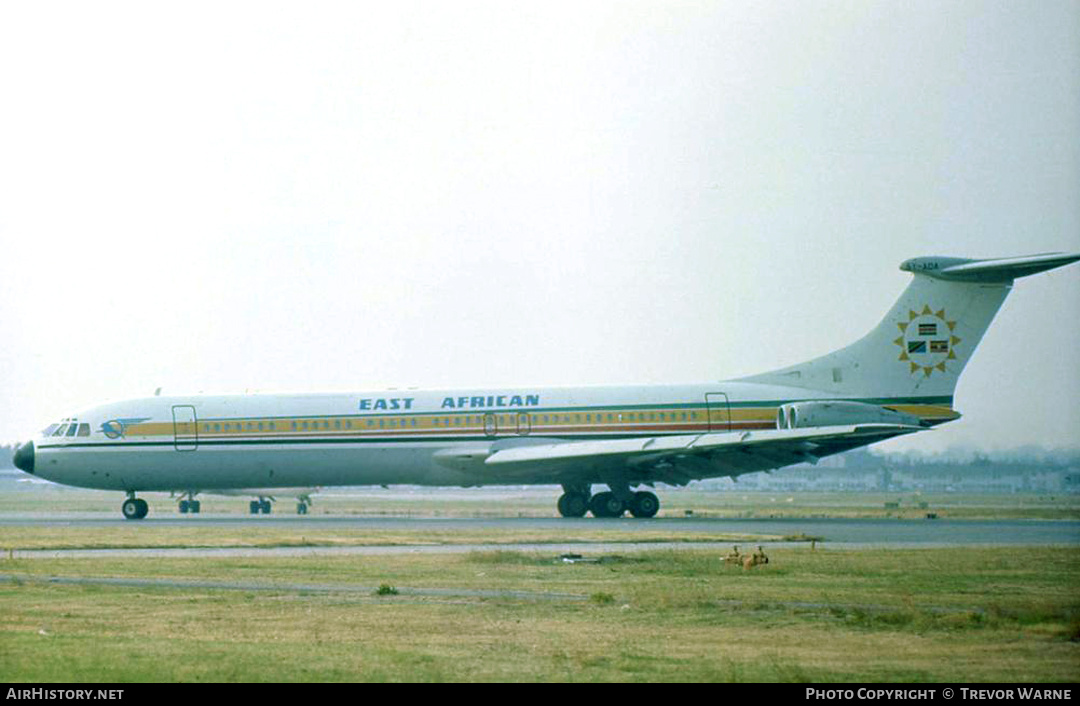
[260,500,272,514]
[557,492,589,518]
[190,500,200,514]
[297,502,308,515]
[122,498,148,520]
[589,491,625,518]
[628,491,660,518]
[179,499,189,514]
[250,501,260,515]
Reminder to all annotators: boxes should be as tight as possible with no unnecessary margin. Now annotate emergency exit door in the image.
[705,392,731,432]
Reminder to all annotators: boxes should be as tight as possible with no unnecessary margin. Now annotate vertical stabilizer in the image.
[739,252,1080,401]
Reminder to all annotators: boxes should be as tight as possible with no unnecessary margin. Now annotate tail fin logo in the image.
[894,306,961,377]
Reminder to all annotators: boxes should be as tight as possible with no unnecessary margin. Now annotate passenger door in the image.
[172,405,198,451]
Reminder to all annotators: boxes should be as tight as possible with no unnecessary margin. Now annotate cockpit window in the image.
[46,418,86,438]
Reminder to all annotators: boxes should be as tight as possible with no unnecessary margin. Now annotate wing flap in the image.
[483,424,924,481]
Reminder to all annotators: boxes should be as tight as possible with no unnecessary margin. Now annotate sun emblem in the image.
[894,305,961,377]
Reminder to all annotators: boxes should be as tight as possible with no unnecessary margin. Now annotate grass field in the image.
[1,485,1077,682]
[2,546,1078,682]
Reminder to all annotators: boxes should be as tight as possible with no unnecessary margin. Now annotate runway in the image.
[4,515,1077,558]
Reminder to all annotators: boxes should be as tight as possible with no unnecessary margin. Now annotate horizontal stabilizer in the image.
[901,252,1080,283]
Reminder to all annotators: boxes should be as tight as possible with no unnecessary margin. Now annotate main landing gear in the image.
[556,485,660,519]
[178,492,201,514]
[249,497,310,514]
[122,494,149,520]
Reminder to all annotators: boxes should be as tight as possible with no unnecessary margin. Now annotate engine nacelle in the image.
[775,401,923,430]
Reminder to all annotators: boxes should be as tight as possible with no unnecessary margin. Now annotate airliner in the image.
[12,252,1079,520]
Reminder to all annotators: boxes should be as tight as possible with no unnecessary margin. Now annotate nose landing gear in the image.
[122,495,149,520]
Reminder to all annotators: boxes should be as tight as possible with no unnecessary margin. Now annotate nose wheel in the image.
[122,497,149,520]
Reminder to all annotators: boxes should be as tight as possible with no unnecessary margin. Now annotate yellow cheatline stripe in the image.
[118,401,958,439]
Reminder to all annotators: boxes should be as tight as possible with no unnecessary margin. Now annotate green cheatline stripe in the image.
[40,433,664,450]
[34,419,922,452]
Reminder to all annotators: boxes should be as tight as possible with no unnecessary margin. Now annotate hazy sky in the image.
[1,1,1078,454]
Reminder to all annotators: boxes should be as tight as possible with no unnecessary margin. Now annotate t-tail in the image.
[740,252,1080,413]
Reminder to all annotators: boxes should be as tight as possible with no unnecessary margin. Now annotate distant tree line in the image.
[853,447,1080,473]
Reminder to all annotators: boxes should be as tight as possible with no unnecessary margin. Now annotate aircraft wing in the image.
[473,424,924,486]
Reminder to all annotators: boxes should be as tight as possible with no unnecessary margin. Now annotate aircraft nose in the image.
[13,441,35,474]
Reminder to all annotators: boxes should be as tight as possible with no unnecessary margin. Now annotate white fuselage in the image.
[28,382,954,492]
